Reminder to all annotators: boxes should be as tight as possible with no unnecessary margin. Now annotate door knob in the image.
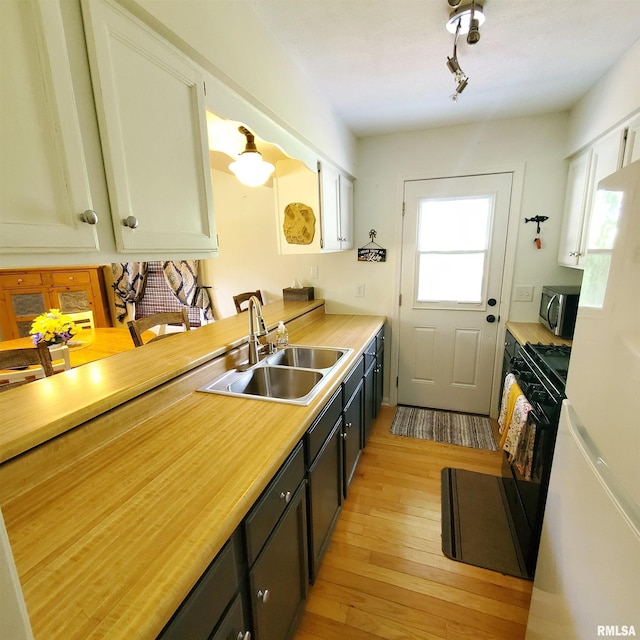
[486,314,496,323]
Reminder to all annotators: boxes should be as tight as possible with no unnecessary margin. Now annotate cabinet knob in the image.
[123,215,139,229]
[346,422,352,429]
[237,633,251,640]
[17,278,23,284]
[341,432,347,440]
[279,490,292,504]
[79,209,99,225]
[569,251,582,257]
[257,589,270,603]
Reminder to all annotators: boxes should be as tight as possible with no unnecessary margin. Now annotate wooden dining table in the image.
[0,327,149,369]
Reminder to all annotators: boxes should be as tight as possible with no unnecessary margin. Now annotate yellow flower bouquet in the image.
[30,309,81,346]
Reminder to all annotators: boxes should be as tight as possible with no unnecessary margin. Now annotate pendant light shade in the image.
[229,126,275,187]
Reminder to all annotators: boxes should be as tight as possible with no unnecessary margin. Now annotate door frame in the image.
[389,162,526,418]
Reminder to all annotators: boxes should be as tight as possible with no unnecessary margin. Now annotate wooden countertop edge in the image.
[0,299,325,464]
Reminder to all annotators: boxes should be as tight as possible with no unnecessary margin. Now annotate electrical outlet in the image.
[514,285,534,302]
[355,283,365,298]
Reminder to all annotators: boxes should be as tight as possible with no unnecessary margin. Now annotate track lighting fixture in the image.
[229,126,275,187]
[444,0,483,101]
[446,21,469,102]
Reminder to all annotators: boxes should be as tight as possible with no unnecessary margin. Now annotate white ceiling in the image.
[248,0,640,137]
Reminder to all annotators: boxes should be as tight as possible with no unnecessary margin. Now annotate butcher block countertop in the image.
[506,321,573,347]
[0,301,385,639]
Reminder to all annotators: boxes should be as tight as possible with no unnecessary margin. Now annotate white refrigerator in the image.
[526,160,640,639]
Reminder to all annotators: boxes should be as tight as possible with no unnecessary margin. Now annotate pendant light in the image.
[229,126,275,187]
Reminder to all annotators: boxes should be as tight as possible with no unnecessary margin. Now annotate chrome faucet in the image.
[247,295,269,366]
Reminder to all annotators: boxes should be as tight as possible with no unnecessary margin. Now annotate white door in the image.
[398,173,512,414]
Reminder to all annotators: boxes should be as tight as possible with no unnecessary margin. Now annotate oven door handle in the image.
[546,294,558,330]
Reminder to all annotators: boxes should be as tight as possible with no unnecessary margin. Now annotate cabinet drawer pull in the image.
[79,209,99,225]
[280,490,292,504]
[257,589,270,603]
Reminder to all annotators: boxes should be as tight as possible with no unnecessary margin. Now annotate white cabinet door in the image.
[623,114,640,166]
[338,173,354,250]
[558,150,592,268]
[318,160,341,251]
[0,0,99,255]
[558,129,625,269]
[81,0,217,254]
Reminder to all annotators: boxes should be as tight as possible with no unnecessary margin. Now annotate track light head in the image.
[466,18,480,44]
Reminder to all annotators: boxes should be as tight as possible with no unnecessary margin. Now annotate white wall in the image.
[354,113,583,324]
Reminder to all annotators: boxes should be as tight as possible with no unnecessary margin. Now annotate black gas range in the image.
[504,340,572,576]
[513,342,571,421]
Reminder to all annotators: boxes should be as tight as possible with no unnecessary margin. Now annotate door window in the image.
[416,196,492,304]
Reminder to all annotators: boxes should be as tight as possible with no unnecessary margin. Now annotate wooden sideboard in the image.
[0,266,111,339]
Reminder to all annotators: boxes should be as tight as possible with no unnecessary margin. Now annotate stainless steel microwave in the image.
[539,285,581,338]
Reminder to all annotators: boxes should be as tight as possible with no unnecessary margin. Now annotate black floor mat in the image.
[441,467,531,579]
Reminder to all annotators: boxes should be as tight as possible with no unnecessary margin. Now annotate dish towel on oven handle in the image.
[498,373,535,480]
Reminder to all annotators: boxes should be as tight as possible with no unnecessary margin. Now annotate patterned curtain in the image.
[111,262,148,322]
[162,260,213,321]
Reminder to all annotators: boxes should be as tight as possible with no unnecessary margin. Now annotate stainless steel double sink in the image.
[198,345,353,405]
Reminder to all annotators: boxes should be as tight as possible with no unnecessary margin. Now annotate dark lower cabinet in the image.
[159,531,244,640]
[343,379,363,498]
[248,482,308,640]
[363,327,385,447]
[307,419,342,582]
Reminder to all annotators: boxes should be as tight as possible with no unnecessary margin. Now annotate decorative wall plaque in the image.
[283,202,316,245]
[358,229,387,262]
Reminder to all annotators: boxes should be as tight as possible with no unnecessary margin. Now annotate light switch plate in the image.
[514,285,534,302]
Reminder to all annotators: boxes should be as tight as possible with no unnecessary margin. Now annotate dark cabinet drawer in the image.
[245,442,305,566]
[306,387,342,465]
[159,532,241,640]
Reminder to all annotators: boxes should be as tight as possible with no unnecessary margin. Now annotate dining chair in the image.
[67,310,96,330]
[233,290,263,314]
[0,342,56,392]
[127,308,191,347]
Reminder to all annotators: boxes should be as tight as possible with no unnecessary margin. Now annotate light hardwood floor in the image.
[294,405,533,640]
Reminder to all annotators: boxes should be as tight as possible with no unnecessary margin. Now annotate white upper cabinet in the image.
[81,0,217,254]
[318,160,353,252]
[273,158,354,254]
[558,128,625,268]
[0,0,99,255]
